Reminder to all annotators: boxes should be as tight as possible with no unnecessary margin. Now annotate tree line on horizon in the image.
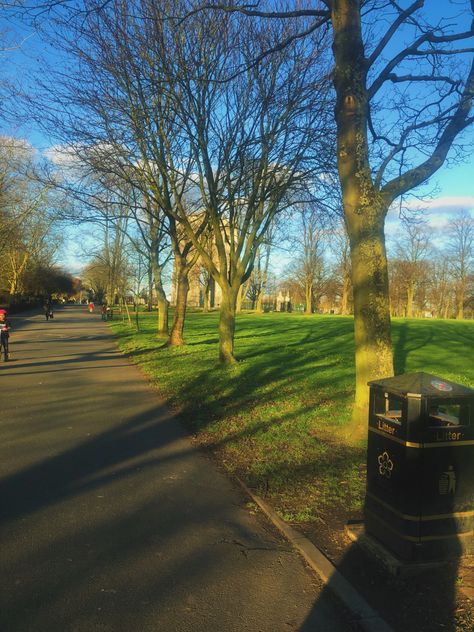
[0,136,77,307]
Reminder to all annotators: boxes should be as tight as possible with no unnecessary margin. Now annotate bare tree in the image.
[391,218,433,317]
[155,6,332,362]
[286,205,328,314]
[0,137,62,302]
[447,210,474,319]
[38,1,332,362]
[428,256,455,319]
[330,222,352,315]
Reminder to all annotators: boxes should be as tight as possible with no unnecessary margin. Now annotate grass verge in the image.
[110,310,474,525]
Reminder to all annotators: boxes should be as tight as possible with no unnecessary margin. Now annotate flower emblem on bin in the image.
[378,451,394,478]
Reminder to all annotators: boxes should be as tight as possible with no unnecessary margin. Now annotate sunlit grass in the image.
[110,310,474,522]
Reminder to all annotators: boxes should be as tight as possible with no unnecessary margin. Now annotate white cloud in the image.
[385,196,474,248]
[402,196,474,215]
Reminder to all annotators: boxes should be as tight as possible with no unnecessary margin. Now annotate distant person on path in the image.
[0,309,11,361]
[44,301,53,320]
[88,302,95,313]
[101,304,107,321]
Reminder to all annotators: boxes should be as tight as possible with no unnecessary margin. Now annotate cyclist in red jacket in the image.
[0,309,11,361]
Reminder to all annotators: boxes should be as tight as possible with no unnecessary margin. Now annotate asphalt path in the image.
[0,306,352,632]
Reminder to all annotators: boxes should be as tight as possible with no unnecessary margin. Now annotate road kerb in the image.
[234,477,394,632]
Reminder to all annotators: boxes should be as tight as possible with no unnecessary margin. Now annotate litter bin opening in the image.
[428,401,471,428]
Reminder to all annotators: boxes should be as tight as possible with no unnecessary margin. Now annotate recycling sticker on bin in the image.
[431,379,453,392]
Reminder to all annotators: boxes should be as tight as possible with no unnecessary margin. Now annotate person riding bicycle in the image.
[0,309,11,362]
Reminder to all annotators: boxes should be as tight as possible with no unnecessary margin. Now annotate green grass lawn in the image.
[110,311,474,523]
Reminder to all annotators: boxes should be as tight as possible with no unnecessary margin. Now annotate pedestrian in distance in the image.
[101,304,107,321]
[44,301,53,320]
[88,301,95,313]
[0,309,11,361]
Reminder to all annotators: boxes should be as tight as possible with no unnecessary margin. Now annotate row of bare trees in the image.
[278,210,473,319]
[27,0,333,363]
[389,212,474,319]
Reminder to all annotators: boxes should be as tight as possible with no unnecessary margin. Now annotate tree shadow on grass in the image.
[392,320,434,375]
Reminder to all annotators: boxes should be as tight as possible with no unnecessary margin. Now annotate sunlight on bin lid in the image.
[368,372,474,398]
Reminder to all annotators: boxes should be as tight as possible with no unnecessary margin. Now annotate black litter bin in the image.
[365,372,474,561]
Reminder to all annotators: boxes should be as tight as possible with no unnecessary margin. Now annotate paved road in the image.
[0,306,352,632]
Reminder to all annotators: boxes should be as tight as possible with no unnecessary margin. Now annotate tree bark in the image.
[236,284,243,314]
[305,284,313,314]
[406,282,415,318]
[202,277,211,313]
[219,285,238,364]
[157,293,169,334]
[147,267,153,311]
[341,273,351,315]
[168,266,189,346]
[332,0,394,429]
[152,263,169,335]
[456,286,465,319]
[256,289,263,313]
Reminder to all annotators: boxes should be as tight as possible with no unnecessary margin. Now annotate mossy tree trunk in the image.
[332,1,394,428]
[347,212,393,426]
[255,289,263,314]
[202,276,211,313]
[157,293,169,334]
[341,272,351,315]
[305,284,313,314]
[219,282,239,364]
[168,257,190,347]
[236,284,243,314]
[406,282,415,318]
[151,259,169,335]
[456,286,465,320]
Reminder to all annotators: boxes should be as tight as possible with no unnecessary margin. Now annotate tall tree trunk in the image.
[157,293,169,334]
[151,259,169,335]
[236,284,243,314]
[219,284,238,364]
[168,265,189,346]
[341,274,350,315]
[256,289,263,314]
[456,286,465,319]
[305,284,313,314]
[332,0,394,429]
[147,266,153,311]
[202,277,211,313]
[406,283,415,318]
[347,213,393,427]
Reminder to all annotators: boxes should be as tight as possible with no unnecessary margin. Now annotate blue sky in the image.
[1,1,473,273]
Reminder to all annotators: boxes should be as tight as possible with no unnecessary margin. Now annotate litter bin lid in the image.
[368,372,474,399]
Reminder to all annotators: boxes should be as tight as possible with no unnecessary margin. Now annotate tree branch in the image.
[367,0,424,69]
[381,58,474,204]
[179,3,329,21]
[387,73,462,86]
[369,28,474,98]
